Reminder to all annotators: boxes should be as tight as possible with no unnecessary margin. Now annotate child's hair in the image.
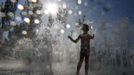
[82,24,89,32]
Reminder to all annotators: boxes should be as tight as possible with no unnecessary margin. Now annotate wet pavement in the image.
[0,59,134,75]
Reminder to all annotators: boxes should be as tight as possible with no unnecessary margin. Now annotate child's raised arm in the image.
[90,34,95,39]
[68,35,81,43]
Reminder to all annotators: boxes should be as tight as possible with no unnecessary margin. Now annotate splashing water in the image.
[1,0,134,75]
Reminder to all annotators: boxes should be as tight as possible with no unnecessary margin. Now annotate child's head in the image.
[81,24,89,32]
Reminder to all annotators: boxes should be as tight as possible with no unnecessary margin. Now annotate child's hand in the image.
[93,34,95,37]
[68,36,71,39]
[91,34,95,39]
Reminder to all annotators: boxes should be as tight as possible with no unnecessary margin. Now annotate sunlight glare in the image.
[45,3,58,15]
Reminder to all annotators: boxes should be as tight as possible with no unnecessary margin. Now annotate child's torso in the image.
[80,33,91,50]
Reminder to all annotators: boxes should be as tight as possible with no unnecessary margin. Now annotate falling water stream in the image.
[0,0,134,75]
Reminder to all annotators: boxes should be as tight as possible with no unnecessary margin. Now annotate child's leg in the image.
[76,53,84,75]
[85,54,89,75]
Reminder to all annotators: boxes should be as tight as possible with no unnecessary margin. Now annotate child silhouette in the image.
[68,24,94,75]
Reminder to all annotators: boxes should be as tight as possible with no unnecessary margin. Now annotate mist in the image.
[0,0,134,75]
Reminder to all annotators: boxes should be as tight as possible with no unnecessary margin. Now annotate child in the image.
[68,24,94,75]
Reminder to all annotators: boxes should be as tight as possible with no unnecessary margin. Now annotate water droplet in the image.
[60,29,65,34]
[28,11,33,15]
[11,0,17,3]
[63,3,67,9]
[75,23,79,26]
[36,10,41,15]
[66,24,71,29]
[21,11,27,16]
[30,0,38,3]
[15,16,22,22]
[34,19,40,24]
[22,30,27,35]
[24,17,30,23]
[68,10,72,15]
[11,21,16,26]
[78,0,82,5]
[78,10,82,15]
[8,12,14,17]
[84,2,88,6]
[17,4,24,11]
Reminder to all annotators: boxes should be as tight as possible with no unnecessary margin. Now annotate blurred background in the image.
[0,0,134,75]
